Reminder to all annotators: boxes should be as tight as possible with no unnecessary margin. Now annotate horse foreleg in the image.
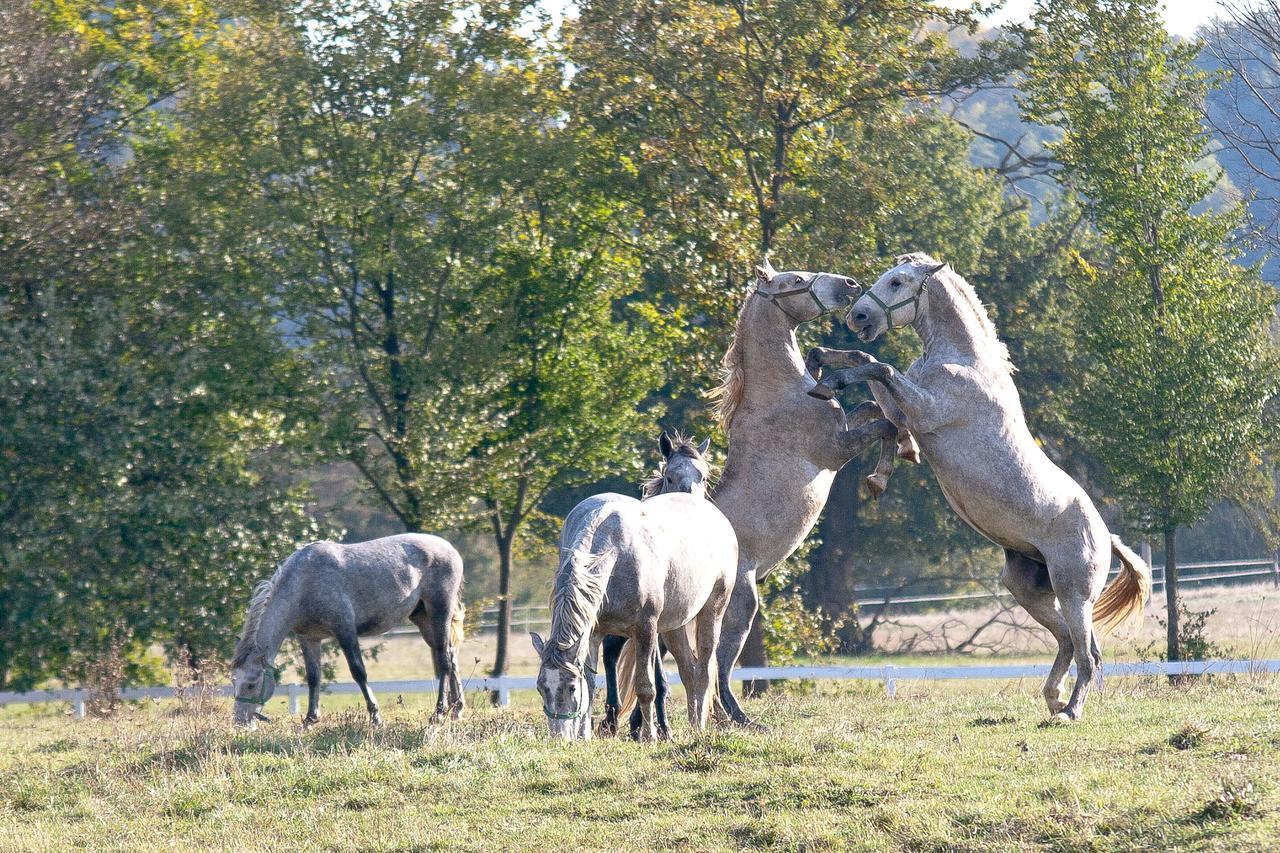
[600,634,627,736]
[630,624,659,742]
[300,638,323,727]
[336,627,381,727]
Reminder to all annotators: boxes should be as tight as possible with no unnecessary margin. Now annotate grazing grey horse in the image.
[807,252,1151,720]
[531,446,737,741]
[705,259,899,725]
[602,432,712,738]
[230,534,465,729]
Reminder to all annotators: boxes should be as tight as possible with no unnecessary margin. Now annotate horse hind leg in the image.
[600,635,627,737]
[412,601,453,722]
[1001,551,1073,715]
[1053,571,1102,722]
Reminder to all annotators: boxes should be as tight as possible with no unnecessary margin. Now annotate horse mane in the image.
[639,430,712,498]
[231,562,288,668]
[546,513,616,669]
[901,252,1014,374]
[707,292,752,431]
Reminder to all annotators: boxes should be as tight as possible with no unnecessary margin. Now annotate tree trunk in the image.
[491,534,515,704]
[808,463,866,651]
[1163,527,1180,662]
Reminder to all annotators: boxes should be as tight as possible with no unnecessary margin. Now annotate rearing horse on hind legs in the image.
[701,260,901,726]
[807,252,1151,721]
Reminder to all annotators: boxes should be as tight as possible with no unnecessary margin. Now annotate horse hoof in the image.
[1051,711,1077,724]
[865,473,888,498]
[897,446,920,464]
[302,716,320,729]
[808,384,835,401]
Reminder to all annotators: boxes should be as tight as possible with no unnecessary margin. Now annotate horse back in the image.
[286,534,461,638]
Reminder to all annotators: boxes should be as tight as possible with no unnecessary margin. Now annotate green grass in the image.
[2,677,1279,851]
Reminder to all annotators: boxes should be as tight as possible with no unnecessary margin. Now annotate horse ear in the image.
[926,261,947,276]
[697,437,710,456]
[530,632,545,656]
[754,264,772,286]
[659,432,674,459]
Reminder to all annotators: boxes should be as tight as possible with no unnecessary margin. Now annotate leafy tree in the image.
[1023,0,1280,660]
[568,0,1020,665]
[0,0,318,688]
[149,2,680,680]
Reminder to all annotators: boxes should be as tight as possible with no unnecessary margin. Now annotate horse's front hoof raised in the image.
[865,472,889,498]
[808,383,835,401]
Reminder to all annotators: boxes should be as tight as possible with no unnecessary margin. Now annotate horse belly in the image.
[922,439,1049,558]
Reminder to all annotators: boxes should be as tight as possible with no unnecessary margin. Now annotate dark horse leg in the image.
[601,634,626,736]
[409,600,455,722]
[629,638,670,739]
[300,638,323,726]
[335,622,381,726]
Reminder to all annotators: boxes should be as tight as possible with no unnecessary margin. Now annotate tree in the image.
[1203,2,1280,277]
[1023,0,1280,661]
[151,2,680,681]
[568,0,1018,666]
[0,0,319,688]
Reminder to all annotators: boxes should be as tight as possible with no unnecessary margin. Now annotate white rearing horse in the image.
[808,253,1151,721]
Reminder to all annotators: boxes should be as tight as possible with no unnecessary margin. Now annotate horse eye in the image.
[891,279,902,288]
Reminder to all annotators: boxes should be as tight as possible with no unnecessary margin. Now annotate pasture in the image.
[3,675,1279,851]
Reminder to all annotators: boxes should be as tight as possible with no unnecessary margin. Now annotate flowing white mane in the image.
[546,514,615,668]
[902,252,1014,374]
[707,292,753,431]
[231,562,287,667]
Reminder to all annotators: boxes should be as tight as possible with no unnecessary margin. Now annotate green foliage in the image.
[0,1,321,690]
[1022,0,1280,537]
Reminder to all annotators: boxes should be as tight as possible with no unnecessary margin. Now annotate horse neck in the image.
[250,592,294,668]
[737,294,809,408]
[914,276,988,364]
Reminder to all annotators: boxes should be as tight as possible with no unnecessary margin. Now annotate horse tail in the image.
[615,639,639,719]
[1094,536,1152,636]
[449,596,465,649]
[613,623,700,722]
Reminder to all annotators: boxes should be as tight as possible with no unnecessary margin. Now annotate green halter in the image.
[863,267,939,329]
[234,665,276,705]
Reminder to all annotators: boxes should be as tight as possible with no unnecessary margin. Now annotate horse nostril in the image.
[855,313,868,322]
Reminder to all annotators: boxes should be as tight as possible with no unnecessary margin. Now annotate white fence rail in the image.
[5,659,1277,719]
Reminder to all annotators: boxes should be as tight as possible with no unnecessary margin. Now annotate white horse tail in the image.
[1094,536,1153,636]
[449,597,465,649]
[612,622,703,723]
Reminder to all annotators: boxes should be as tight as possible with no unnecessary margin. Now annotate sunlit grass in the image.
[2,676,1278,850]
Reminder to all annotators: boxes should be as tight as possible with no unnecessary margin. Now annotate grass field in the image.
[3,675,1280,851]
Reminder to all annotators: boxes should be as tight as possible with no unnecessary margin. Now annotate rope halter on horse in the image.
[234,674,274,706]
[863,262,946,330]
[756,273,861,323]
[542,663,595,721]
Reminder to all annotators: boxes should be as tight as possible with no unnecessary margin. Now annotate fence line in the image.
[4,658,1277,718]
[411,557,1280,634]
